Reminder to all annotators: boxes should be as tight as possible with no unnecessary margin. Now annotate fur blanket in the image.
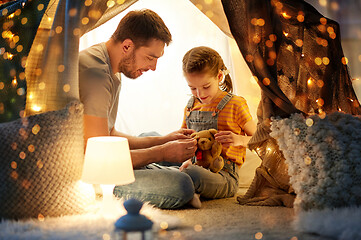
[0,198,180,240]
[270,112,361,239]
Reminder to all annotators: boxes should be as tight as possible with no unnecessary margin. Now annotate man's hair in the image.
[111,9,172,48]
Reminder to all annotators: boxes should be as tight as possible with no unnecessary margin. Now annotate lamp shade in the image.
[81,136,135,185]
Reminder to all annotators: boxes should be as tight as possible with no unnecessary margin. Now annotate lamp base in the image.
[99,184,116,216]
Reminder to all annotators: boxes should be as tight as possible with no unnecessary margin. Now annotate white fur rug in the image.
[0,199,180,240]
[294,207,361,240]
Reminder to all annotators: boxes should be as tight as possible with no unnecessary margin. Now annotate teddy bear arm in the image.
[211,141,222,157]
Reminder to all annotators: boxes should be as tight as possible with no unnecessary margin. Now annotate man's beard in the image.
[118,50,138,79]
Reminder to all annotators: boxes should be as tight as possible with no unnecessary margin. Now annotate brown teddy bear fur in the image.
[191,129,224,173]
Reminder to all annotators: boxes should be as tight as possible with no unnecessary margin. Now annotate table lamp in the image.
[81,136,135,215]
[81,136,153,240]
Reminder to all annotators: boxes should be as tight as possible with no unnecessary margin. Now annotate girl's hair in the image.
[111,9,172,48]
[182,46,233,93]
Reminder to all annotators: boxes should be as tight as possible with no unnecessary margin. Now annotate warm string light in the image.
[316,98,324,107]
[194,224,203,232]
[102,234,111,240]
[263,77,271,86]
[0,3,36,121]
[318,109,326,119]
[107,0,115,8]
[205,10,214,18]
[31,105,42,112]
[88,10,102,20]
[307,77,314,86]
[305,118,314,127]
[255,232,263,239]
[2,30,15,40]
[160,221,168,230]
[251,18,265,26]
[1,0,99,118]
[297,11,304,22]
[341,57,348,65]
[304,156,312,165]
[11,77,17,87]
[281,12,291,19]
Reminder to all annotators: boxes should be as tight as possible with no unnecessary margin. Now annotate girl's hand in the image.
[179,159,193,171]
[215,131,243,147]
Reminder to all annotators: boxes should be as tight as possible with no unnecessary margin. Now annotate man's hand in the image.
[161,138,197,163]
[165,128,196,142]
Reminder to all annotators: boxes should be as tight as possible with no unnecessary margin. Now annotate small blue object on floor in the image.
[114,198,153,239]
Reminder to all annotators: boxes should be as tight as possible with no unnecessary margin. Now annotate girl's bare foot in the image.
[188,193,201,208]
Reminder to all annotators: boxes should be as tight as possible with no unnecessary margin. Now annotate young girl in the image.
[180,46,256,205]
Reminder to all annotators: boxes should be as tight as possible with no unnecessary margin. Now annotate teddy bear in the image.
[190,129,224,173]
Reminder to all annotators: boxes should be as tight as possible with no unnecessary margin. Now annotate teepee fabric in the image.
[24,0,137,116]
[221,0,361,207]
[221,0,361,146]
[0,0,136,219]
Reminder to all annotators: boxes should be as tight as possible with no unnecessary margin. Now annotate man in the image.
[79,9,199,209]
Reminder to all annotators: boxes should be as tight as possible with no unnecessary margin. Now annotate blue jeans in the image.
[182,162,239,199]
[113,163,195,209]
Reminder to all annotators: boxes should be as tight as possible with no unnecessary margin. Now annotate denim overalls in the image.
[183,92,239,199]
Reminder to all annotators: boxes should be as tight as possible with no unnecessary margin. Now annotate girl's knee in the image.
[173,172,195,198]
[159,172,194,208]
[181,165,204,187]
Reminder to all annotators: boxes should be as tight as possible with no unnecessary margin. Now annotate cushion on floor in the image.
[0,101,95,219]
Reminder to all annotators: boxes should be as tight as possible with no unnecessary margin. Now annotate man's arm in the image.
[83,114,110,145]
[110,127,195,150]
[129,138,197,169]
[83,114,197,169]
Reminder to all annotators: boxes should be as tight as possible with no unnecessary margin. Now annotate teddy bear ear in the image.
[209,129,217,135]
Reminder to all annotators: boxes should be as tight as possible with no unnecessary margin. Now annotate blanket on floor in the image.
[0,199,180,240]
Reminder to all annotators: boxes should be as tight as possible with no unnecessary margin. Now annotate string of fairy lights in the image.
[0,0,48,122]
[1,0,360,122]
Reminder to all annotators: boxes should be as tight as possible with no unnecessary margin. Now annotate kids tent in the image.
[0,1,360,238]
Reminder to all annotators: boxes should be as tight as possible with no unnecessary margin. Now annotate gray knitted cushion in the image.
[270,112,361,211]
[0,101,95,219]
